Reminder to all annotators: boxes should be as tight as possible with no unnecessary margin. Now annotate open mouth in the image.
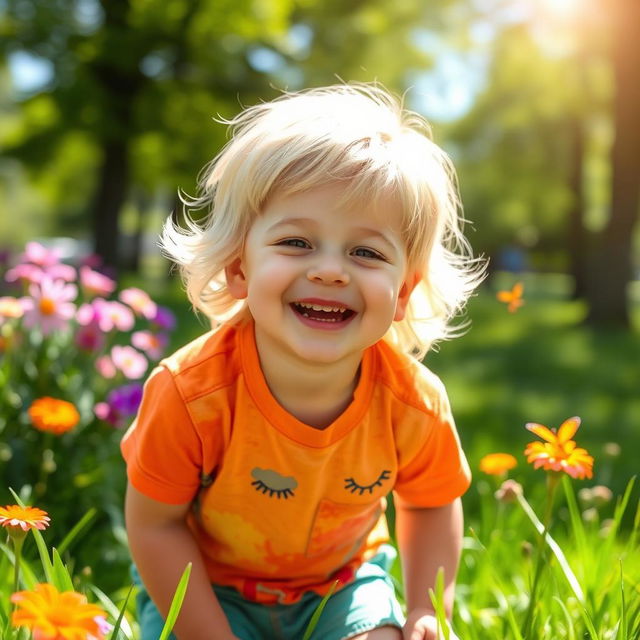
[291,302,356,324]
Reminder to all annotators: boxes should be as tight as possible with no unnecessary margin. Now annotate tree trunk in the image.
[586,0,640,326]
[91,139,129,273]
[566,117,589,299]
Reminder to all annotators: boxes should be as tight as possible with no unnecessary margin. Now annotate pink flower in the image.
[111,345,147,379]
[131,331,168,360]
[21,277,77,336]
[46,263,76,282]
[120,287,157,319]
[5,263,44,286]
[79,266,116,298]
[75,324,106,352]
[92,299,134,332]
[95,355,117,379]
[22,241,61,267]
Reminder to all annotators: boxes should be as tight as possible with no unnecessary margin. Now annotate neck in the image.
[255,342,363,430]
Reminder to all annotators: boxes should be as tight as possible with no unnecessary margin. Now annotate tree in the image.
[585,0,640,326]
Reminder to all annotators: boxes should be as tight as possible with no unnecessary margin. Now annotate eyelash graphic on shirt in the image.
[344,470,391,495]
[251,468,298,499]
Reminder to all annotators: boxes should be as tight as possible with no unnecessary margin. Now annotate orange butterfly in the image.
[497,282,524,313]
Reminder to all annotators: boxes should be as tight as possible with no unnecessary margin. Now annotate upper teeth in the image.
[297,302,346,313]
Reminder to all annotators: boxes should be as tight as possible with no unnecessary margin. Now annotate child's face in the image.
[226,183,417,367]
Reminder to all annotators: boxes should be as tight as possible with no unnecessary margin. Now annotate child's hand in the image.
[402,609,460,640]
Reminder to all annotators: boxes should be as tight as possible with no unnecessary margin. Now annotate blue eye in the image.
[278,238,309,249]
[352,247,384,260]
[344,470,391,495]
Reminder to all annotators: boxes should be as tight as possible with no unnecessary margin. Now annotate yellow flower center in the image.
[38,298,57,315]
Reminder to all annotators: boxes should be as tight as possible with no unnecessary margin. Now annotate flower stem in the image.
[11,534,25,595]
[522,472,561,637]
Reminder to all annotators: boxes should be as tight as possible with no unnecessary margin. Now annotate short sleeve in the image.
[392,381,471,509]
[120,366,204,504]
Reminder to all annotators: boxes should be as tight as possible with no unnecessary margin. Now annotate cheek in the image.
[246,257,296,302]
[361,272,401,311]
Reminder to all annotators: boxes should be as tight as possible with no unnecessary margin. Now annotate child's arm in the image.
[125,483,239,640]
[395,498,464,640]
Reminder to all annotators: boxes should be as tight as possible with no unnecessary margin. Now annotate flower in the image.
[111,345,148,379]
[132,330,168,359]
[479,453,518,475]
[94,383,143,428]
[21,277,77,336]
[0,296,24,320]
[120,287,157,319]
[495,479,523,503]
[497,282,524,313]
[524,416,594,479]
[22,241,62,267]
[93,299,135,332]
[28,397,81,435]
[0,505,50,532]
[152,305,176,331]
[79,266,116,298]
[11,583,107,640]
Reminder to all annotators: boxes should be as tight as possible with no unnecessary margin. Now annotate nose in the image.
[307,254,350,286]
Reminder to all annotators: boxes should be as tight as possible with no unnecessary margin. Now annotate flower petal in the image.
[556,416,581,443]
[525,423,557,443]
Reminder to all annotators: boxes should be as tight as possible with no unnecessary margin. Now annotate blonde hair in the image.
[161,83,485,359]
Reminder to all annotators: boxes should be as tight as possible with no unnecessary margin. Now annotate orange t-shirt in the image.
[121,320,470,604]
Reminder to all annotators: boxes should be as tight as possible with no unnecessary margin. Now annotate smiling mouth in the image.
[291,302,356,323]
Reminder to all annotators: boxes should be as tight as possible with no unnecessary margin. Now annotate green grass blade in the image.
[56,508,97,556]
[553,595,577,640]
[619,560,627,640]
[9,488,54,585]
[89,584,134,639]
[428,568,451,640]
[108,583,135,640]
[51,548,74,592]
[561,476,588,561]
[0,541,37,590]
[158,563,192,640]
[302,580,339,640]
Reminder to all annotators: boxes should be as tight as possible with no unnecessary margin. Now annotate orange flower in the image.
[479,453,518,475]
[11,583,107,640]
[28,397,80,435]
[524,416,594,479]
[497,282,524,313]
[0,505,50,532]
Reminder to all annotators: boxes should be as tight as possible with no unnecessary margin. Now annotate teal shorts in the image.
[133,544,405,640]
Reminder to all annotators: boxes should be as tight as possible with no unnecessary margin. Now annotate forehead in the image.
[261,183,407,238]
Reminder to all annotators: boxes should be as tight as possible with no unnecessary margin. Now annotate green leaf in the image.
[158,563,192,640]
[428,568,450,640]
[51,548,74,592]
[109,584,135,640]
[90,584,134,640]
[302,580,339,640]
[56,508,97,557]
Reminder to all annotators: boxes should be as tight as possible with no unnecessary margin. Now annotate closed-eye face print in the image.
[344,469,391,495]
[251,468,298,498]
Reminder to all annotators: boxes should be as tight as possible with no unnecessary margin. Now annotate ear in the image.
[394,271,421,322]
[225,257,248,300]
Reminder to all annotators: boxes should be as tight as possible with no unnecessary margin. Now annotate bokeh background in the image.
[1,0,639,591]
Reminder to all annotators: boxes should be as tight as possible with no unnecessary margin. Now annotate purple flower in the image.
[151,306,177,331]
[95,383,143,428]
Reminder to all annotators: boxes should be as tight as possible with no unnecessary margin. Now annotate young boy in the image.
[122,83,483,640]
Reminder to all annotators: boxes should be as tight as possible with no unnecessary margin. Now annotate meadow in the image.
[1,263,639,639]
